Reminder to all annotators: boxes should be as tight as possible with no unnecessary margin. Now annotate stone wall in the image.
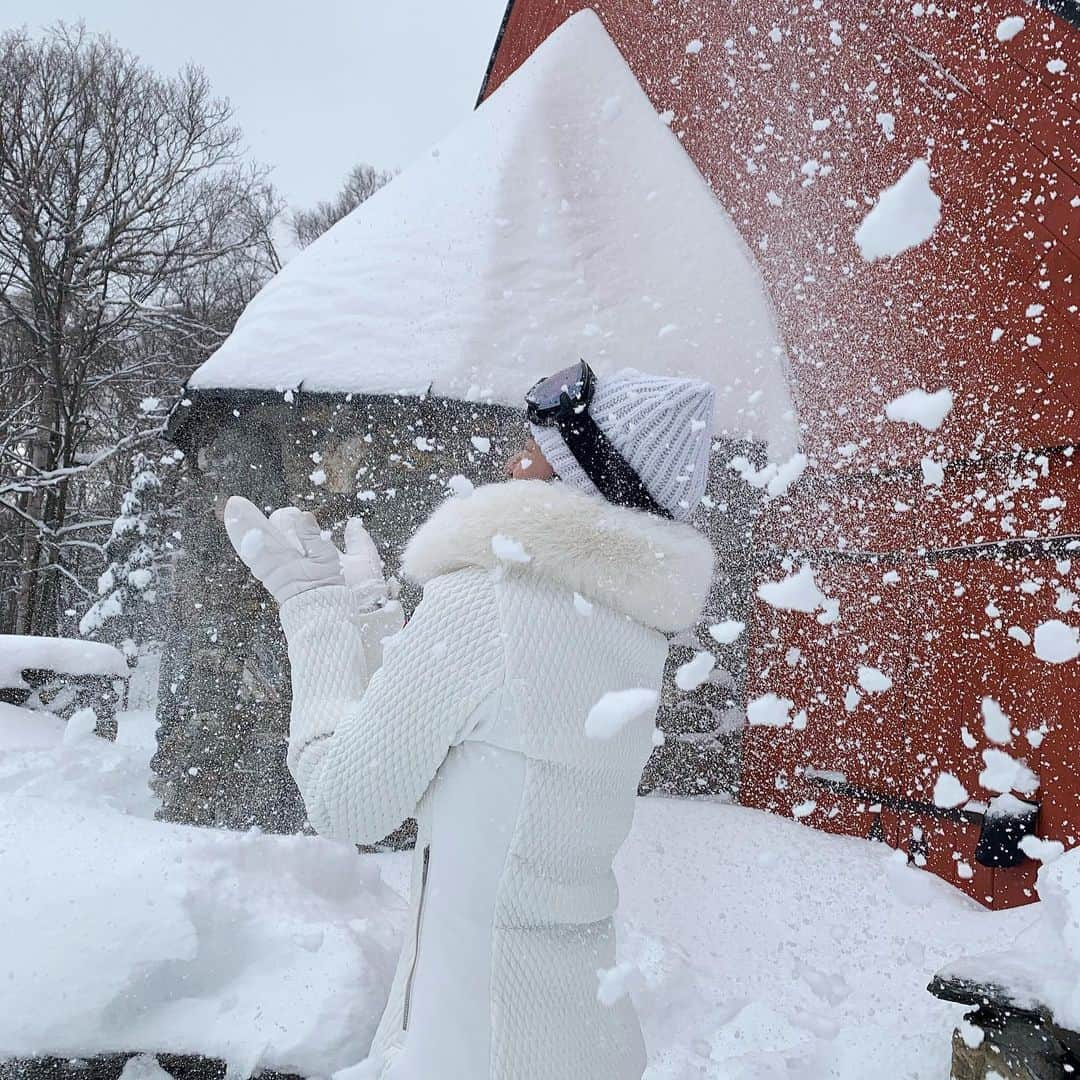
[154,390,760,838]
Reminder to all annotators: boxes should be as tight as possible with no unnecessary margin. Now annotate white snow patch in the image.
[1018,835,1065,863]
[933,772,969,809]
[981,697,1012,745]
[0,790,403,1074]
[596,961,640,1006]
[921,456,945,486]
[757,563,837,623]
[979,749,1039,795]
[675,651,716,692]
[490,533,531,564]
[469,435,491,453]
[854,159,941,261]
[585,688,659,739]
[708,620,745,645]
[1033,619,1079,664]
[0,635,127,689]
[747,693,797,728]
[885,387,953,430]
[573,592,594,617]
[857,665,893,693]
[446,474,474,498]
[62,707,99,746]
[995,15,1025,41]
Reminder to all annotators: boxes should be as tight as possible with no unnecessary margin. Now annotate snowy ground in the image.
[0,697,1042,1079]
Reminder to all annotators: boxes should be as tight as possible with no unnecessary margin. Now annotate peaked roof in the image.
[189,9,799,458]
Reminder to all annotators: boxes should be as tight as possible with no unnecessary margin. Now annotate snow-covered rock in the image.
[188,10,798,460]
[0,635,127,689]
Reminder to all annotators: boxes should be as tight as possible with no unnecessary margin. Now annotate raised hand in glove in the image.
[223,496,387,609]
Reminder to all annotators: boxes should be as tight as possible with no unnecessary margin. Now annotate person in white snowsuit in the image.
[225,364,716,1080]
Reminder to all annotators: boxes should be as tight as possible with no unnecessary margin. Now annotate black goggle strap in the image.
[555,409,672,520]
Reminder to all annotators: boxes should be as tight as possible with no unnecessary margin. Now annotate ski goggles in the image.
[524,360,596,424]
[524,360,671,519]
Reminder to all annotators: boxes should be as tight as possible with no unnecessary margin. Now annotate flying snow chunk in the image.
[675,650,716,691]
[921,457,944,486]
[747,693,796,727]
[1047,59,1067,75]
[585,688,659,739]
[857,666,893,693]
[491,534,531,563]
[1018,835,1065,863]
[791,800,817,819]
[708,619,745,645]
[685,38,704,54]
[933,772,969,809]
[446,474,474,498]
[1033,620,1080,664]
[981,697,1012,745]
[885,387,953,431]
[854,159,941,261]
[995,16,1025,41]
[979,749,1039,795]
[757,563,836,622]
[470,436,491,454]
[596,961,639,1006]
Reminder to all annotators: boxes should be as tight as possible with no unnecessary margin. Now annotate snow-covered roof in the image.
[189,9,798,458]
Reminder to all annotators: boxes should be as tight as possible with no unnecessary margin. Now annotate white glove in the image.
[224,497,387,608]
[340,516,391,608]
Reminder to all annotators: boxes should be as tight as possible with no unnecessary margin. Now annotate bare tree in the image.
[290,162,394,248]
[0,24,281,637]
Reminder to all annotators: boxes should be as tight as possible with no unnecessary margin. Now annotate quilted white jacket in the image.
[279,480,714,1079]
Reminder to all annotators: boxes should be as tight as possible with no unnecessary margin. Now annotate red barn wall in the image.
[482,0,1079,908]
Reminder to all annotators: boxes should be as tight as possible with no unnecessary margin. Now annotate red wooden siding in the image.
[483,1,1079,908]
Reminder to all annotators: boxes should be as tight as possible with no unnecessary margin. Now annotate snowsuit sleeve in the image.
[278,569,505,844]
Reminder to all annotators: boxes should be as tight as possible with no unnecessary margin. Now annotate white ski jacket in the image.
[279,480,714,1079]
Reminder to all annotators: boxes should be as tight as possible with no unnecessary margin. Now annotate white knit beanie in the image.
[530,368,716,521]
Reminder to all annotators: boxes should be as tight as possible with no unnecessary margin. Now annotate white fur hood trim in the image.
[402,481,714,633]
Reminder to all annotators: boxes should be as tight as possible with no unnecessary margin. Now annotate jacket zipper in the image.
[402,843,431,1031]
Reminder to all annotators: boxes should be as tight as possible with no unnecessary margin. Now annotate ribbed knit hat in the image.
[530,368,716,521]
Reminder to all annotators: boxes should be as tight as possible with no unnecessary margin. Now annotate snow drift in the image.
[0,795,404,1074]
[189,10,798,459]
